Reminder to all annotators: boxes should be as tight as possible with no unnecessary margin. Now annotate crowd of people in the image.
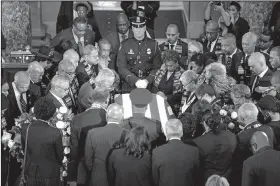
[2,1,280,186]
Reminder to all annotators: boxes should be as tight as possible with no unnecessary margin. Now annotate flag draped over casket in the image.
[114,93,175,133]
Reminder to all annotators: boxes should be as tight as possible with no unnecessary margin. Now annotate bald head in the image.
[271,71,280,92]
[63,49,79,67]
[166,24,180,44]
[248,52,267,75]
[27,61,45,83]
[270,46,280,69]
[117,13,129,34]
[106,103,124,123]
[250,131,270,154]
[242,32,258,55]
[205,20,219,42]
[14,71,30,93]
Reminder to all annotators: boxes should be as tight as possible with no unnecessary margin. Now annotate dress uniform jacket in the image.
[21,120,64,186]
[117,36,162,93]
[108,148,153,186]
[85,124,126,186]
[152,139,200,186]
[159,39,188,69]
[241,146,280,186]
[194,130,237,184]
[70,108,107,183]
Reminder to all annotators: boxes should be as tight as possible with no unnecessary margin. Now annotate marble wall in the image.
[1,1,31,62]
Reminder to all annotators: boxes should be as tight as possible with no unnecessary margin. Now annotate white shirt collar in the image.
[260,45,272,54]
[50,91,66,107]
[169,40,178,48]
[169,137,181,141]
[228,48,238,58]
[107,122,120,125]
[12,82,27,113]
[210,36,219,52]
[259,67,269,78]
[72,29,84,44]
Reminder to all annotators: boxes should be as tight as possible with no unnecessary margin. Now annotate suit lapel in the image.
[47,93,63,108]
[8,83,21,114]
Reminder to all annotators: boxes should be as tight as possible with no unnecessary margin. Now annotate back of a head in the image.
[34,97,56,121]
[180,70,198,82]
[242,32,258,44]
[249,52,266,66]
[63,49,79,64]
[205,174,229,186]
[51,75,70,89]
[178,112,197,139]
[89,87,110,104]
[106,103,124,121]
[95,68,115,88]
[195,83,216,98]
[165,119,183,139]
[271,70,280,85]
[27,61,44,74]
[231,84,251,99]
[250,131,271,153]
[58,59,75,72]
[188,40,203,53]
[271,46,280,58]
[205,62,227,78]
[238,102,259,121]
[14,71,30,85]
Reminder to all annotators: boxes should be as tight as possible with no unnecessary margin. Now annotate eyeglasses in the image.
[55,86,69,91]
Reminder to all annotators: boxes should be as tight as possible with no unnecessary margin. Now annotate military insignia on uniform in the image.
[128,49,134,54]
[147,48,151,54]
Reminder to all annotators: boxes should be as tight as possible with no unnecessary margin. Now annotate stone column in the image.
[1,1,31,62]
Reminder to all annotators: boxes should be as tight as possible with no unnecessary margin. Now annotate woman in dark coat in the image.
[107,126,153,186]
[21,97,64,186]
[193,109,237,185]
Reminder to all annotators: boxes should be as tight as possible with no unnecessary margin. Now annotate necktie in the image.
[170,44,175,50]
[78,37,84,56]
[226,56,232,71]
[252,76,260,91]
[20,93,27,113]
[207,41,212,51]
[122,34,127,42]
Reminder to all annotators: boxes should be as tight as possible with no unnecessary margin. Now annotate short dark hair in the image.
[195,84,216,97]
[261,29,273,39]
[179,112,197,140]
[203,111,225,134]
[124,125,151,158]
[89,87,110,104]
[73,16,87,27]
[76,4,88,11]
[162,50,180,64]
[34,97,56,120]
[230,1,241,12]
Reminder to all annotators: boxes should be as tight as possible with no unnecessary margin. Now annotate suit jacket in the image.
[232,122,275,186]
[242,147,280,186]
[104,29,134,69]
[179,91,198,116]
[250,68,273,101]
[56,1,101,42]
[76,63,99,88]
[194,130,237,183]
[199,35,222,54]
[221,49,243,82]
[85,124,126,186]
[21,120,63,179]
[29,81,44,104]
[152,139,200,186]
[51,27,95,55]
[108,148,153,186]
[159,39,188,69]
[70,108,107,182]
[6,82,32,130]
[122,114,165,148]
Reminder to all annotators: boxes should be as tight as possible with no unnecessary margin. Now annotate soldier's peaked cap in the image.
[130,88,153,108]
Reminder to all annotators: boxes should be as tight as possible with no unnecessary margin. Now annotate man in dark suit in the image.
[232,103,275,186]
[5,71,32,186]
[258,29,274,70]
[51,17,95,56]
[84,103,126,186]
[159,24,188,69]
[152,118,200,186]
[56,1,101,42]
[220,33,243,82]
[104,13,134,69]
[45,75,70,109]
[121,1,160,30]
[248,52,273,101]
[6,71,32,130]
[242,131,280,186]
[76,44,99,88]
[241,32,258,86]
[26,61,45,104]
[199,20,222,55]
[70,87,109,185]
